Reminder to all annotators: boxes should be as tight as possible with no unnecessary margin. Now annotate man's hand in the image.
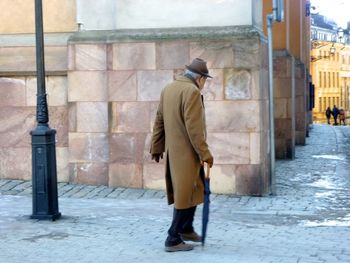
[204,156,214,168]
[152,153,163,163]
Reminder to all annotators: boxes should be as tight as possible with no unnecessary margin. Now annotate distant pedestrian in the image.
[150,58,214,252]
[332,105,340,125]
[325,107,332,124]
[339,109,346,125]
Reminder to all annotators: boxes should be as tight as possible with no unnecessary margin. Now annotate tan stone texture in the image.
[57,147,69,182]
[190,41,234,69]
[208,133,250,165]
[0,147,31,180]
[0,78,26,106]
[156,41,189,69]
[70,163,109,186]
[109,163,142,188]
[202,69,224,101]
[224,69,252,100]
[76,102,108,132]
[0,46,67,73]
[250,133,261,165]
[112,43,156,70]
[143,163,165,190]
[205,101,261,132]
[234,164,262,195]
[68,103,77,132]
[110,102,151,133]
[75,44,107,71]
[109,133,147,163]
[137,70,173,101]
[69,133,109,162]
[68,71,107,102]
[49,106,68,147]
[209,165,236,194]
[0,106,35,148]
[108,71,137,101]
[0,0,77,34]
[232,39,261,69]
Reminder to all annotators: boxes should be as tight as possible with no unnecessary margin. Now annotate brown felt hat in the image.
[185,58,213,78]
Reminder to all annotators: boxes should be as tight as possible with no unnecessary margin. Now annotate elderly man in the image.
[150,58,214,252]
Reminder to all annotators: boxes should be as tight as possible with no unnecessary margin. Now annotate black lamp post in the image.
[30,0,61,220]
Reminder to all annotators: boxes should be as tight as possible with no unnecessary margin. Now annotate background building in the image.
[310,14,350,123]
[0,0,310,195]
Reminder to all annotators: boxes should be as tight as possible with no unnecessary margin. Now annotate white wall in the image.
[116,0,252,29]
[77,0,258,31]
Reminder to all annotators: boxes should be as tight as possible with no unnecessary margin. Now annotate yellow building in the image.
[311,15,350,123]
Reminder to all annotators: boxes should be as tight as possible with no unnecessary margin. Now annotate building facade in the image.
[311,14,350,123]
[0,0,310,195]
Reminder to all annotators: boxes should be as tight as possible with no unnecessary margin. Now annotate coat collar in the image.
[176,75,200,89]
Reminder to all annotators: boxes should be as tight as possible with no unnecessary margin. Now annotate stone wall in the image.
[273,52,296,159]
[67,26,271,195]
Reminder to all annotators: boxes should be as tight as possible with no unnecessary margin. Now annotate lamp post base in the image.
[31,212,61,221]
[31,125,61,221]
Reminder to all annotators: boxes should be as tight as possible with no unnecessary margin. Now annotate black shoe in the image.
[165,242,194,252]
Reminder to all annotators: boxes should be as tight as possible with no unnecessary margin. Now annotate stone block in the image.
[109,133,147,163]
[68,71,107,102]
[143,163,165,190]
[26,76,67,107]
[0,106,35,147]
[0,46,67,72]
[0,77,26,106]
[156,41,189,69]
[208,133,250,164]
[250,133,261,165]
[190,41,234,69]
[75,44,107,70]
[49,106,69,147]
[68,102,77,132]
[108,70,137,101]
[110,102,151,133]
[57,147,69,182]
[76,102,108,132]
[47,76,68,106]
[274,98,288,119]
[69,133,109,162]
[137,70,173,101]
[70,162,109,186]
[273,56,291,78]
[112,43,156,70]
[224,69,252,100]
[274,77,292,98]
[205,101,260,132]
[235,164,262,195]
[202,69,224,101]
[232,39,260,69]
[68,44,75,70]
[0,147,31,180]
[209,165,236,194]
[295,79,306,96]
[109,163,142,188]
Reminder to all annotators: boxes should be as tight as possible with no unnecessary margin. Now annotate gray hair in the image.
[184,69,201,80]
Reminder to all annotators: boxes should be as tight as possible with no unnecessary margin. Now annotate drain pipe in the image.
[267,0,284,195]
[267,14,276,195]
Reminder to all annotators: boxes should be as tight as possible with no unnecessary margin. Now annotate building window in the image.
[337,97,339,106]
[332,72,335,87]
[324,97,327,111]
[324,72,327,87]
[319,72,322,87]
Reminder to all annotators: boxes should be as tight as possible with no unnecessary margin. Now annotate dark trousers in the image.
[165,206,196,246]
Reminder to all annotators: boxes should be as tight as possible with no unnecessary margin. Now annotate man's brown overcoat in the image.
[150,76,212,209]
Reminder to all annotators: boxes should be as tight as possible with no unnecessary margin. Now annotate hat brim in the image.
[185,65,213,78]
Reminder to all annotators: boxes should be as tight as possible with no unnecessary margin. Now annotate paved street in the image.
[1,124,350,263]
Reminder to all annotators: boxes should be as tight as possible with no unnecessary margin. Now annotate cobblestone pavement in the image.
[1,124,350,263]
